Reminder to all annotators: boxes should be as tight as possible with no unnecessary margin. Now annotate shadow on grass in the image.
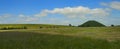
[0,31,120,49]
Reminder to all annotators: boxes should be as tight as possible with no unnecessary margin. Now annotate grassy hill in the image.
[78,20,105,27]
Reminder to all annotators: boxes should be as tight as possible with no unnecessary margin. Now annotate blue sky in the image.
[0,0,120,26]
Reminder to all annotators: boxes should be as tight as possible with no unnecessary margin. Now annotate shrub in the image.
[0,26,27,30]
[69,24,72,27]
[23,26,27,29]
[1,27,7,30]
[40,26,43,28]
[111,24,114,27]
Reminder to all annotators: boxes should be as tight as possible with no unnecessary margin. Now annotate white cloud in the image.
[35,6,109,18]
[18,14,39,22]
[18,14,26,18]
[110,1,120,10]
[90,8,109,17]
[0,14,12,21]
[25,17,38,22]
[34,10,48,17]
[101,2,108,6]
[0,14,13,24]
[101,1,120,10]
[0,14,11,18]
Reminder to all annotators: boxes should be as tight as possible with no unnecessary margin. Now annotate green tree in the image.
[69,24,72,27]
[111,24,114,27]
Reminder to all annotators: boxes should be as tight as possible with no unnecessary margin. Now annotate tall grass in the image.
[0,31,120,49]
[0,24,120,49]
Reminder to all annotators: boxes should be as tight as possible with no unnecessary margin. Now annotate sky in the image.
[0,0,120,26]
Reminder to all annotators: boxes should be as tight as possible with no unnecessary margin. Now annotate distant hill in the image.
[78,20,106,27]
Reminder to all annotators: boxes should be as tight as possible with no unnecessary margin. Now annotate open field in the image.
[0,25,120,49]
[1,0,120,49]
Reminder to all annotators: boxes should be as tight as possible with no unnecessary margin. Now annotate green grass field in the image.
[0,24,120,49]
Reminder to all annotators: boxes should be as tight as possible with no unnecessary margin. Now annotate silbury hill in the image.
[78,20,106,27]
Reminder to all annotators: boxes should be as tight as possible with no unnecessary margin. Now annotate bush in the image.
[40,26,43,28]
[1,27,7,30]
[69,24,72,27]
[0,26,27,30]
[111,24,114,27]
[23,26,27,29]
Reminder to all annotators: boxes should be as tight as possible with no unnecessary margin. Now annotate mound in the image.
[78,20,106,27]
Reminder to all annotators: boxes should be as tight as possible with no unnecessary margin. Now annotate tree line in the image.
[0,26,27,30]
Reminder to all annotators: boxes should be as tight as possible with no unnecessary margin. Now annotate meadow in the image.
[0,24,120,49]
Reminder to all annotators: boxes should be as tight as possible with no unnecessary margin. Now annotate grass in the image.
[20,27,120,41]
[0,31,120,49]
[0,24,120,49]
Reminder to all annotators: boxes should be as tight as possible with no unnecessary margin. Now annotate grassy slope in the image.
[0,31,120,49]
[0,24,120,49]
[20,27,120,41]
